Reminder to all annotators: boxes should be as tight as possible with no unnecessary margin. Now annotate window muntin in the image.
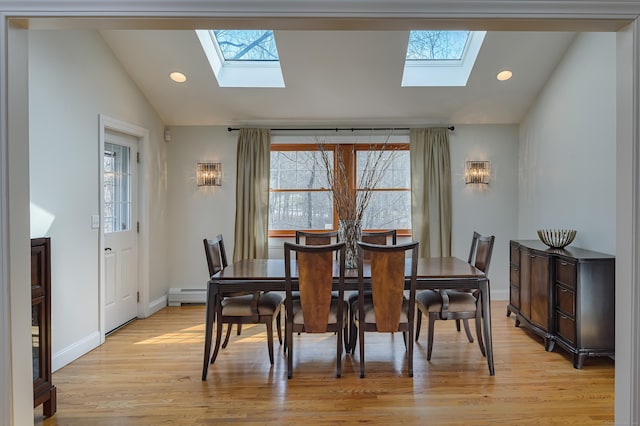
[269,144,411,236]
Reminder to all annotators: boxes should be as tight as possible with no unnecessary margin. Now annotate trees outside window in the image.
[269,143,411,237]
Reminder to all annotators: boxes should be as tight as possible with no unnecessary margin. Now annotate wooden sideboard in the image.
[508,240,615,369]
[32,237,56,417]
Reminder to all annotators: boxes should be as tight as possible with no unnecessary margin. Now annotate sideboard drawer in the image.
[555,285,575,317]
[556,310,576,345]
[555,258,577,289]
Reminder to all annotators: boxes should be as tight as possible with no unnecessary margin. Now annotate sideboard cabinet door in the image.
[32,237,56,417]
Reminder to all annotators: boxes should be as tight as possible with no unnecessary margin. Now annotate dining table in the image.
[202,256,494,379]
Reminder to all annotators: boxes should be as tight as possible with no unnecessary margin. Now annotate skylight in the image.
[406,30,470,61]
[401,30,486,87]
[196,29,285,88]
[213,30,279,61]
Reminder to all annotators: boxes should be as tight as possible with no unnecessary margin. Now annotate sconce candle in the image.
[465,160,490,184]
[197,162,222,186]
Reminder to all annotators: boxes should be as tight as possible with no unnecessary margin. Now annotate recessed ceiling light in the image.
[170,72,187,83]
[496,70,513,81]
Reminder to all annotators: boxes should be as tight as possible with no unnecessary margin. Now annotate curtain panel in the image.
[409,128,452,258]
[233,128,271,261]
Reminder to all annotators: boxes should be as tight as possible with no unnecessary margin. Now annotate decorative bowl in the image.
[537,229,577,249]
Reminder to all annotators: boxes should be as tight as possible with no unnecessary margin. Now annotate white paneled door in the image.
[104,129,138,333]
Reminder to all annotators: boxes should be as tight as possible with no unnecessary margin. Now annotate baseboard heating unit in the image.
[167,288,207,306]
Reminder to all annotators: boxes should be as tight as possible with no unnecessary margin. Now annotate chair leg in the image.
[456,319,461,332]
[276,306,283,345]
[237,324,242,336]
[475,306,486,357]
[349,308,357,354]
[265,318,274,365]
[211,317,224,365]
[462,319,474,343]
[427,313,436,361]
[221,323,233,349]
[415,309,422,341]
[359,326,365,378]
[336,326,343,378]
[408,327,414,378]
[287,322,294,379]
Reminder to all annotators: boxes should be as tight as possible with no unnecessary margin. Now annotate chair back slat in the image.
[295,230,339,246]
[361,230,397,260]
[297,250,334,333]
[370,250,406,331]
[473,234,495,275]
[203,234,227,277]
[467,231,480,264]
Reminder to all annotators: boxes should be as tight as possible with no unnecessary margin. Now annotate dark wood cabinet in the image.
[513,243,554,350]
[508,240,615,369]
[32,237,56,417]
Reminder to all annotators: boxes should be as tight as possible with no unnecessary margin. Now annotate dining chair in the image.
[203,235,284,368]
[414,232,495,360]
[354,240,419,378]
[293,229,341,315]
[283,241,348,379]
[295,229,340,246]
[347,229,397,352]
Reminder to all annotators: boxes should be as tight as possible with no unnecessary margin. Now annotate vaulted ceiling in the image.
[100,29,577,127]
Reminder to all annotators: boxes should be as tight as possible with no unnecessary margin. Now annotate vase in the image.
[338,219,362,269]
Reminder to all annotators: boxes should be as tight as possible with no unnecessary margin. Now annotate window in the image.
[401,30,486,87]
[269,147,334,232]
[269,143,411,237]
[103,143,132,233]
[356,147,411,230]
[195,29,285,88]
[406,30,470,61]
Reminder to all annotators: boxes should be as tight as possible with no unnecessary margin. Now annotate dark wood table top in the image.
[210,257,486,290]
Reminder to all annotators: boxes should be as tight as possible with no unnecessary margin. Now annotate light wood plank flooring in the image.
[35,301,614,425]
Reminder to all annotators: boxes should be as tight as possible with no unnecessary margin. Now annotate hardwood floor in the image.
[35,301,614,425]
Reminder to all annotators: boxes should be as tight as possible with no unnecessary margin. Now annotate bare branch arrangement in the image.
[315,134,396,223]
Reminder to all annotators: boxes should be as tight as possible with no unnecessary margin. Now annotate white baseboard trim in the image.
[491,289,509,301]
[52,331,100,372]
[148,294,168,316]
[167,287,207,306]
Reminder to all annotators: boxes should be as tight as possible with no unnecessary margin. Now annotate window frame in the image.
[269,142,411,238]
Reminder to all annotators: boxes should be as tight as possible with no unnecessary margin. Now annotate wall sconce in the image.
[465,160,491,184]
[197,162,222,187]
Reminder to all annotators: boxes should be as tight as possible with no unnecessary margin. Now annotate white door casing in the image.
[103,129,138,333]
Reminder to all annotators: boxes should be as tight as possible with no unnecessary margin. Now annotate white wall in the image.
[519,32,616,254]
[167,126,237,289]
[29,30,169,370]
[166,125,519,299]
[450,125,519,299]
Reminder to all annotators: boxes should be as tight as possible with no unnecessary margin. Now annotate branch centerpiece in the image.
[316,134,396,267]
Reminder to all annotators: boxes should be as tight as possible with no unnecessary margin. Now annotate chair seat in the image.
[416,290,477,313]
[291,290,341,299]
[221,292,284,316]
[353,298,409,323]
[291,299,348,325]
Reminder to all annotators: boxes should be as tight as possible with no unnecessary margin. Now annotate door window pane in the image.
[104,143,131,233]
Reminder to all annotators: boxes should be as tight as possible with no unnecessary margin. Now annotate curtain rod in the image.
[227,126,454,132]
